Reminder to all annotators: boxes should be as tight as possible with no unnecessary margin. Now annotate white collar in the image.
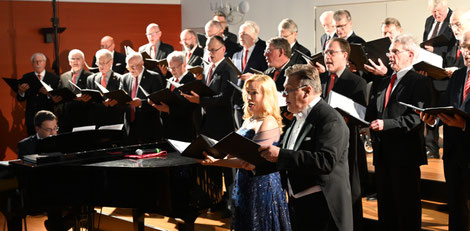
[294,96,321,120]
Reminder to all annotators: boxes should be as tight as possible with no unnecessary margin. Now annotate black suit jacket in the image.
[441,67,470,162]
[444,40,465,69]
[17,71,59,135]
[139,41,175,78]
[17,135,38,159]
[200,59,238,140]
[92,51,127,74]
[160,72,197,142]
[277,99,353,231]
[290,41,312,65]
[224,28,238,44]
[224,39,242,59]
[345,32,366,44]
[366,70,432,166]
[187,46,204,66]
[264,59,296,91]
[120,69,164,142]
[423,9,455,57]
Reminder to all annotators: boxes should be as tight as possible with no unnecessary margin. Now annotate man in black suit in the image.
[231,21,268,128]
[260,64,353,231]
[365,34,432,231]
[55,49,93,132]
[87,49,124,128]
[213,11,238,44]
[333,10,365,44]
[92,36,127,74]
[180,29,204,66]
[204,20,241,59]
[17,110,58,158]
[423,0,455,58]
[120,52,165,144]
[421,29,470,231]
[444,9,468,71]
[319,11,336,51]
[150,51,197,142]
[321,37,367,231]
[139,23,174,78]
[278,18,311,65]
[17,53,59,136]
[264,37,295,91]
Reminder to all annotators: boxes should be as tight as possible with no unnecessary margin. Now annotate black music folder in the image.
[48,88,77,102]
[187,65,204,75]
[226,58,242,76]
[175,134,224,159]
[141,52,167,70]
[328,91,369,127]
[68,80,104,102]
[295,49,326,66]
[103,90,132,104]
[197,33,207,47]
[3,77,20,92]
[399,102,470,118]
[421,34,450,47]
[349,37,391,72]
[147,88,180,105]
[177,80,216,97]
[413,61,448,80]
[249,68,264,75]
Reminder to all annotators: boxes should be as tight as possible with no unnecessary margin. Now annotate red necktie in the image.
[463,71,470,101]
[206,63,215,85]
[456,41,462,60]
[101,73,107,88]
[37,74,41,81]
[272,70,281,82]
[384,74,397,109]
[430,21,441,39]
[130,76,138,122]
[327,73,336,95]
[72,72,79,84]
[171,78,178,91]
[242,49,249,71]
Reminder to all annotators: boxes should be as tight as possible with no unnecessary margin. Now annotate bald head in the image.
[100,36,115,52]
[205,20,224,37]
[180,29,198,51]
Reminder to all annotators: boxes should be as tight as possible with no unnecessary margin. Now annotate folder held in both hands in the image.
[412,61,448,80]
[186,65,204,75]
[177,80,216,97]
[68,80,104,103]
[140,85,180,105]
[398,102,470,118]
[94,81,132,104]
[40,79,77,102]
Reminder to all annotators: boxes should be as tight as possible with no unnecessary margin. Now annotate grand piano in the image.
[5,129,220,231]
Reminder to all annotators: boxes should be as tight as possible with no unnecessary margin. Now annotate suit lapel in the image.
[281,119,295,149]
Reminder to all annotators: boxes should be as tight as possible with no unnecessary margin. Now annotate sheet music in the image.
[72,125,96,132]
[414,48,443,67]
[40,79,53,92]
[167,78,183,88]
[328,91,366,120]
[167,139,191,154]
[94,81,109,93]
[98,124,124,130]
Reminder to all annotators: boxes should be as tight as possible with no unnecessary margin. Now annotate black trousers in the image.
[375,163,421,231]
[288,191,338,231]
[444,157,470,231]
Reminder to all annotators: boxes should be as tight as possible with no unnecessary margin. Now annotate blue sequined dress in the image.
[231,128,291,231]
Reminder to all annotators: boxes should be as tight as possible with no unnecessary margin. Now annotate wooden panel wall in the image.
[0,1,182,160]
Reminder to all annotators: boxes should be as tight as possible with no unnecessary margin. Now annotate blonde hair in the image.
[242,75,283,133]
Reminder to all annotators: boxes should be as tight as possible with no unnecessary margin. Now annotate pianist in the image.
[17,110,58,158]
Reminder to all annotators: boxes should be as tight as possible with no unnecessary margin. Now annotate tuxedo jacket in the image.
[423,9,455,57]
[55,70,93,132]
[277,99,353,231]
[200,59,238,140]
[17,135,38,159]
[92,51,127,74]
[120,69,164,141]
[290,41,312,65]
[17,71,59,134]
[366,70,432,166]
[264,59,296,91]
[441,67,470,162]
[161,72,197,142]
[187,46,204,66]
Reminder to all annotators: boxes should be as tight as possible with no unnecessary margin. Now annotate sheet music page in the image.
[98,124,124,130]
[329,91,366,119]
[167,139,191,153]
[72,125,96,132]
[415,48,443,67]
[94,81,109,93]
[40,79,53,92]
[167,78,183,88]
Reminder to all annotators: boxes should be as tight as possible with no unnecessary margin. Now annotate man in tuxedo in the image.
[87,49,124,128]
[319,11,336,51]
[333,10,365,44]
[120,51,164,144]
[150,51,197,142]
[92,36,127,74]
[17,110,58,158]
[260,64,353,231]
[421,29,470,231]
[213,11,238,44]
[139,23,174,78]
[180,29,204,66]
[423,0,455,58]
[321,37,367,231]
[55,49,93,132]
[365,34,432,231]
[17,53,59,136]
[264,37,295,91]
[278,18,311,65]
[231,21,268,128]
[204,20,241,59]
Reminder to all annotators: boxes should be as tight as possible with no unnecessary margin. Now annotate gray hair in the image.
[68,49,85,60]
[245,20,260,34]
[205,20,223,33]
[240,21,259,41]
[285,64,322,94]
[31,53,47,63]
[166,51,185,65]
[146,23,160,33]
[428,0,448,10]
[126,51,143,64]
[393,34,420,60]
[319,11,334,24]
[278,18,298,34]
[95,49,113,62]
[333,9,352,22]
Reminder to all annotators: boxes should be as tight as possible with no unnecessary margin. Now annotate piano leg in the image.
[132,209,145,231]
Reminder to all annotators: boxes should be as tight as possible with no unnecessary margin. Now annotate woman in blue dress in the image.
[200,75,291,231]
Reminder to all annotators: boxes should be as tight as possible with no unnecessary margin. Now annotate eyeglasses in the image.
[167,63,182,72]
[449,22,462,29]
[264,48,279,54]
[207,46,224,53]
[41,126,59,132]
[323,50,344,56]
[146,31,160,36]
[386,49,409,57]
[459,44,470,53]
[335,23,348,29]
[127,64,141,70]
[96,59,112,66]
[281,85,307,96]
